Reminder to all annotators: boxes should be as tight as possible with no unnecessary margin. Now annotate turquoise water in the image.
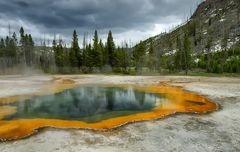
[2,85,164,123]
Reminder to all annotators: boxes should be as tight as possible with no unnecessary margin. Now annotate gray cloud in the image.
[15,1,29,8]
[0,0,203,45]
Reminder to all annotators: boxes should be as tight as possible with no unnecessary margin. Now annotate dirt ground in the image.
[0,75,239,152]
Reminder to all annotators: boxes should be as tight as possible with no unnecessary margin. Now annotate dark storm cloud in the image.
[16,1,29,8]
[0,0,202,43]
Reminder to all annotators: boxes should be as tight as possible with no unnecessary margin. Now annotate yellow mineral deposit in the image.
[0,81,218,141]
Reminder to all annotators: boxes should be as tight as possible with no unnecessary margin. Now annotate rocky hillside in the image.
[145,0,240,55]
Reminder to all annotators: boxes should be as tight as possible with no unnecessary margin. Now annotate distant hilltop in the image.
[144,0,240,54]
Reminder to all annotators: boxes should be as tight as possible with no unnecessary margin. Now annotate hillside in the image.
[145,0,240,55]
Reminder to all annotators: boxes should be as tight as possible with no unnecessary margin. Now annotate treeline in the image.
[196,47,240,73]
[52,30,132,73]
[0,26,240,75]
[152,18,240,75]
[52,30,162,74]
[159,34,240,74]
[0,27,36,73]
[0,27,134,74]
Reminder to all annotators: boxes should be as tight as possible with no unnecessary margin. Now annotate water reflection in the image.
[2,85,160,122]
[0,83,218,141]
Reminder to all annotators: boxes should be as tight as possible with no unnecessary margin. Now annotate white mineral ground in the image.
[0,75,240,152]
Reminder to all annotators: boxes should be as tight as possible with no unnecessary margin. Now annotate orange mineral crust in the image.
[0,82,218,141]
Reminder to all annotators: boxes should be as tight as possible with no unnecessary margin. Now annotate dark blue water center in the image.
[2,85,165,123]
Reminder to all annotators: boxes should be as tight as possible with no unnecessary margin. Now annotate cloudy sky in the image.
[0,0,203,46]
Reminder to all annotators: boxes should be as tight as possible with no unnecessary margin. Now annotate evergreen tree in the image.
[122,43,130,71]
[28,34,34,47]
[69,30,81,68]
[103,41,109,66]
[106,31,115,67]
[19,27,25,42]
[82,33,87,68]
[85,43,93,69]
[115,46,121,67]
[52,38,57,51]
[24,34,32,66]
[4,35,17,58]
[19,27,26,57]
[174,36,183,71]
[12,32,17,44]
[133,41,145,72]
[148,38,157,71]
[5,36,10,48]
[0,38,5,57]
[82,46,87,67]
[0,38,4,48]
[3,36,9,57]
[99,39,105,66]
[92,30,102,67]
[115,46,129,72]
[18,27,35,66]
[29,34,35,65]
[63,44,70,67]
[8,33,17,58]
[54,41,64,68]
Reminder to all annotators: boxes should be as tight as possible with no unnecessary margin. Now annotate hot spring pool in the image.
[0,83,217,141]
[2,85,164,122]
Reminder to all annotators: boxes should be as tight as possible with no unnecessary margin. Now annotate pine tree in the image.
[18,27,35,66]
[99,39,105,66]
[19,27,26,56]
[4,35,16,58]
[55,41,64,68]
[63,44,70,67]
[29,34,35,65]
[0,38,4,48]
[115,46,129,71]
[12,32,17,44]
[174,36,183,71]
[85,43,93,69]
[133,41,145,72]
[82,46,87,67]
[93,30,99,52]
[92,30,102,67]
[28,34,34,47]
[52,38,57,51]
[24,34,31,66]
[69,30,81,68]
[0,38,5,56]
[24,34,34,66]
[115,46,121,68]
[5,36,10,48]
[19,27,25,42]
[4,36,10,56]
[106,31,115,67]
[82,33,87,67]
[121,44,129,71]
[148,38,157,71]
[8,33,17,58]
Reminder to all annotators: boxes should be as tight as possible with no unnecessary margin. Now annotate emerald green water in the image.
[2,85,164,123]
